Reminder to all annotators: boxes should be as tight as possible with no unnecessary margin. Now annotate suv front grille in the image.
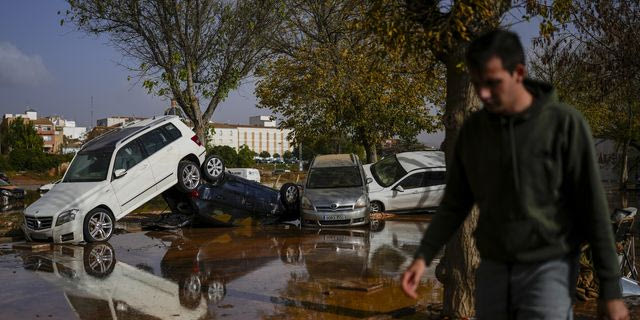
[25,216,53,230]
[315,204,354,212]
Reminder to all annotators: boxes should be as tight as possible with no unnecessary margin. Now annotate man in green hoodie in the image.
[401,29,629,320]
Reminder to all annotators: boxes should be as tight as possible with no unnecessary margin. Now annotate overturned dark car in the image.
[160,155,301,227]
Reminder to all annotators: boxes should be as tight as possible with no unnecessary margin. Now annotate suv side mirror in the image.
[394,185,405,192]
[366,177,373,184]
[114,169,127,179]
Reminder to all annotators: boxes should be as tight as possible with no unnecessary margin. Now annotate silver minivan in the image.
[301,154,370,227]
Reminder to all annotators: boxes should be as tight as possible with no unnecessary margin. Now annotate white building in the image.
[4,108,38,121]
[209,116,294,156]
[48,116,87,140]
[97,116,147,127]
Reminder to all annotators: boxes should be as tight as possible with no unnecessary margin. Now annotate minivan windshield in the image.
[63,151,112,183]
[307,166,362,189]
[371,156,407,187]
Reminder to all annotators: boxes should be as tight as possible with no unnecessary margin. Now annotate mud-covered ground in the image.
[1,178,639,319]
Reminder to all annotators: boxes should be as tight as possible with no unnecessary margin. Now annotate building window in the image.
[42,136,52,142]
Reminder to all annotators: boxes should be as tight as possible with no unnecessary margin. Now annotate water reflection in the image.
[18,242,209,319]
[15,220,439,319]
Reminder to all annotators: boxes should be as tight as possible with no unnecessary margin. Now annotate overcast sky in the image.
[0,1,540,148]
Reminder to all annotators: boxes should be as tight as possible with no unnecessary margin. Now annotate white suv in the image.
[23,116,206,243]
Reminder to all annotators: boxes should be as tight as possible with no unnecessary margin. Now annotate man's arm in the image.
[402,134,475,298]
[413,133,475,264]
[566,113,622,301]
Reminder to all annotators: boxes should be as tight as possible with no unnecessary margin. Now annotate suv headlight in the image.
[301,196,314,211]
[0,190,11,196]
[354,195,367,208]
[56,209,79,226]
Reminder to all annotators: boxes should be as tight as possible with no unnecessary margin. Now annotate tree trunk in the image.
[361,135,378,164]
[620,138,630,190]
[438,50,482,319]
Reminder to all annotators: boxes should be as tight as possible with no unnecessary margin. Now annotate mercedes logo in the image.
[36,219,42,229]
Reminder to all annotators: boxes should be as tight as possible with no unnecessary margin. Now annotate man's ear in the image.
[514,64,526,82]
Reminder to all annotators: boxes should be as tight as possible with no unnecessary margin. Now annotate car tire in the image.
[370,201,384,213]
[280,183,299,208]
[83,242,116,278]
[370,219,386,232]
[177,160,202,193]
[83,207,115,243]
[202,154,225,183]
[179,274,202,309]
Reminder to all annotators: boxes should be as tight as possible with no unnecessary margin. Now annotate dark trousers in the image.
[475,255,578,320]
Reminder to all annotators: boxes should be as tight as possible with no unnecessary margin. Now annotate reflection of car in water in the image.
[156,227,291,307]
[301,228,371,281]
[19,242,208,319]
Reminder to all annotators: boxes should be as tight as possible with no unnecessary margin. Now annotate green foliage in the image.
[8,149,67,171]
[0,155,10,171]
[6,119,43,151]
[272,153,281,159]
[259,151,271,159]
[237,145,256,167]
[207,145,238,167]
[282,150,293,160]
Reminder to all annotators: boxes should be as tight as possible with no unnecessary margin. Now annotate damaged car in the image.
[22,115,206,243]
[364,151,446,214]
[0,179,25,203]
[160,155,301,227]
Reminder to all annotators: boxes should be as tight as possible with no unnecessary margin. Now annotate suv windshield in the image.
[371,156,407,187]
[307,166,362,189]
[63,151,112,182]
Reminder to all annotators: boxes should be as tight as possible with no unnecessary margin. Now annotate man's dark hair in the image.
[466,29,525,73]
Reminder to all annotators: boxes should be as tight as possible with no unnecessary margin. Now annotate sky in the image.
[0,1,540,148]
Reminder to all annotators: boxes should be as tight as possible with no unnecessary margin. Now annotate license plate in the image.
[324,235,348,241]
[323,215,346,220]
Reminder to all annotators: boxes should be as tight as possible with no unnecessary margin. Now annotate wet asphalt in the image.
[1,188,640,319]
[0,216,449,319]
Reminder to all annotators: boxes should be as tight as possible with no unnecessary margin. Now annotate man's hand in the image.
[598,299,629,320]
[401,258,427,299]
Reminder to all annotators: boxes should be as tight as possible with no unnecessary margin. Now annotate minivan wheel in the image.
[83,208,115,243]
[280,183,299,208]
[370,201,384,213]
[202,154,225,183]
[177,160,201,193]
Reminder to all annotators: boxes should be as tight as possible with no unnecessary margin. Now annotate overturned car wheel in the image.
[177,160,201,193]
[202,154,225,183]
[280,183,299,208]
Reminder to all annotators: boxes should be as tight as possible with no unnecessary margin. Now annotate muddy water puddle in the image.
[0,219,445,319]
[2,188,640,319]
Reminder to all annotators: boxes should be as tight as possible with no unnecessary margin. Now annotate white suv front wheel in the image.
[176,160,201,193]
[83,208,115,243]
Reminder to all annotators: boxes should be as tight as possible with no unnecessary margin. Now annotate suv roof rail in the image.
[117,115,176,147]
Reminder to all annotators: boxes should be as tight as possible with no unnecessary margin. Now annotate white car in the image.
[364,151,446,213]
[23,115,207,243]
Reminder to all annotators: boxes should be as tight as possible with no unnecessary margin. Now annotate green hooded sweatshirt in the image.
[415,79,621,300]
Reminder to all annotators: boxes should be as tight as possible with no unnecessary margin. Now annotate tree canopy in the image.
[64,0,284,143]
[256,0,443,163]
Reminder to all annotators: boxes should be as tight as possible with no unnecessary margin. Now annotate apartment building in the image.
[209,116,293,156]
